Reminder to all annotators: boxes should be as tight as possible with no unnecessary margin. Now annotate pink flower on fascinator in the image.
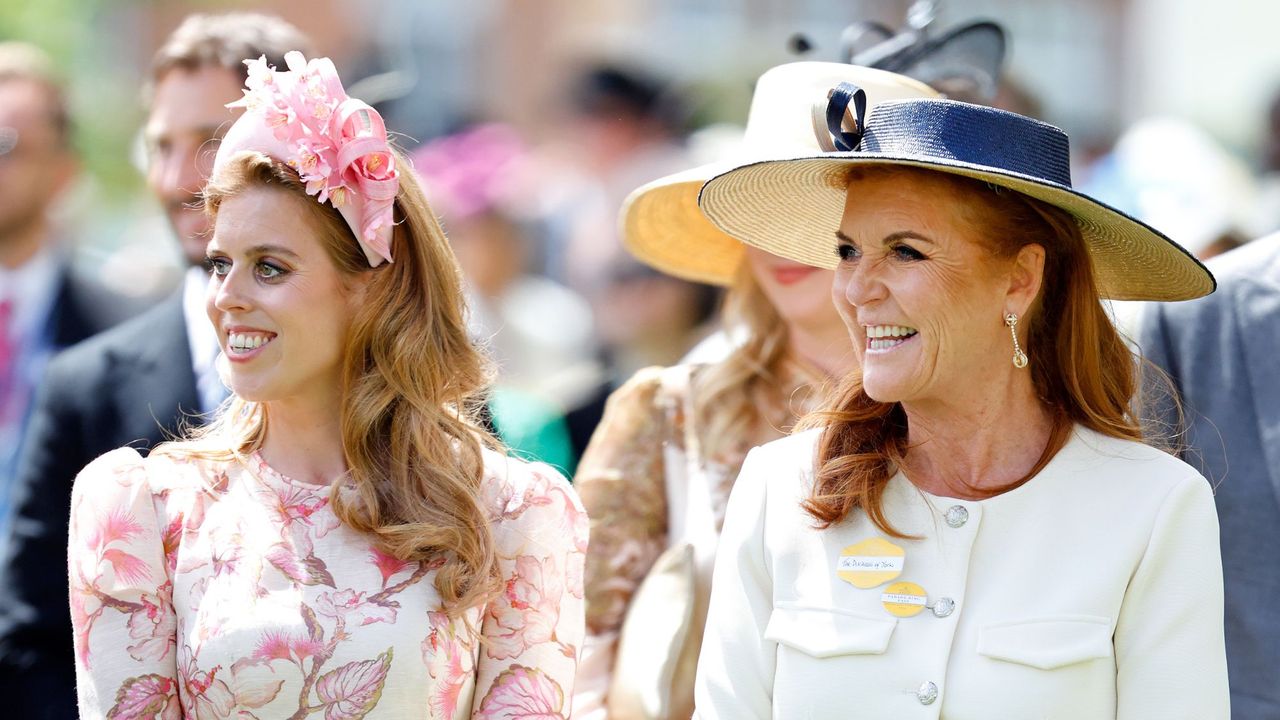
[220,51,398,266]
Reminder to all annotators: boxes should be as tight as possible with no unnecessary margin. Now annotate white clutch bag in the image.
[607,541,700,720]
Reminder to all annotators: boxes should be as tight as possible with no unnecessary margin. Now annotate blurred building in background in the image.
[4,0,1278,277]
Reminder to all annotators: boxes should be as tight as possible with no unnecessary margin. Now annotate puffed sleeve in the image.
[693,447,773,720]
[68,448,180,719]
[571,367,671,718]
[472,460,588,718]
[1114,471,1229,719]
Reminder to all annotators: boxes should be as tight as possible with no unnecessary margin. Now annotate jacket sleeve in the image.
[1114,470,1229,719]
[571,367,670,718]
[693,447,774,720]
[68,447,181,719]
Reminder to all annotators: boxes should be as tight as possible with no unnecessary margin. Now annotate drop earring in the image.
[1005,313,1028,368]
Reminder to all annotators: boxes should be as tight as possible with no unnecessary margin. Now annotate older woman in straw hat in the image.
[691,95,1228,717]
[571,63,940,720]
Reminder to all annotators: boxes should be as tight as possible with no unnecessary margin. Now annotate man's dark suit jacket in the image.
[0,289,198,720]
[1138,235,1280,719]
[41,269,135,351]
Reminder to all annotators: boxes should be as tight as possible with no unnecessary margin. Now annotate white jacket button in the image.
[944,505,969,528]
[931,597,956,618]
[916,681,939,705]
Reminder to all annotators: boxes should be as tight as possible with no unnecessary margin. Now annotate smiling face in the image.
[205,185,361,407]
[832,169,1043,405]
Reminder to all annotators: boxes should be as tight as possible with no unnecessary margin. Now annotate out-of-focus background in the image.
[5,0,1280,466]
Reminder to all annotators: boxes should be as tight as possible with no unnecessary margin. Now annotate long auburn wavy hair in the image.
[158,150,502,614]
[802,166,1154,537]
[694,263,817,460]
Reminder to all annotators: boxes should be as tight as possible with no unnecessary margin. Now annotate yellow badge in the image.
[837,537,906,589]
[881,581,929,618]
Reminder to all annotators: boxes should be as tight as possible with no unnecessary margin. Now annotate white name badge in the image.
[837,556,906,572]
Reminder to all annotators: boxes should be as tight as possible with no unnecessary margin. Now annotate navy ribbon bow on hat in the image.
[825,82,868,151]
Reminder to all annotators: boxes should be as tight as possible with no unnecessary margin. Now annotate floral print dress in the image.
[68,445,587,720]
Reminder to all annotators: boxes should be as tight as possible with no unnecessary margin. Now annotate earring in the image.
[1005,313,1028,368]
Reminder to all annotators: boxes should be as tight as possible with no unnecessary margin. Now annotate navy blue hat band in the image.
[848,99,1073,188]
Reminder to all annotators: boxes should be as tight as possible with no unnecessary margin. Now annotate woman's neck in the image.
[259,392,348,486]
[898,373,1056,500]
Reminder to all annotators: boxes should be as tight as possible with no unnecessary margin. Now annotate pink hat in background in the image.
[410,123,526,223]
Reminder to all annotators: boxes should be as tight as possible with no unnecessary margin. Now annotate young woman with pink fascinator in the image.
[67,52,586,719]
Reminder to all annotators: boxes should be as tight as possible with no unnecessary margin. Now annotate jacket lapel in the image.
[108,294,202,448]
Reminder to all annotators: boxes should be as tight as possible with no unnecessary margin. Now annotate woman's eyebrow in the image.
[883,230,935,245]
[834,230,935,245]
[246,244,303,260]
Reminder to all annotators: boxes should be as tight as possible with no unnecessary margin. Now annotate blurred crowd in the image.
[2,3,1280,718]
[8,21,1280,479]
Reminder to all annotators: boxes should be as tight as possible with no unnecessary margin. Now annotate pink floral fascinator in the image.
[213,51,399,266]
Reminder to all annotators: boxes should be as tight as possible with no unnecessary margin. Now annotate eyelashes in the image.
[835,243,927,263]
[892,245,926,261]
[204,256,290,280]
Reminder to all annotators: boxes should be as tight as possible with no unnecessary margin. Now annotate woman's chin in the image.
[223,380,271,404]
[861,374,911,404]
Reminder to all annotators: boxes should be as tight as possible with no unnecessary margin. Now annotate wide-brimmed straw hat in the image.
[621,63,939,286]
[698,98,1216,301]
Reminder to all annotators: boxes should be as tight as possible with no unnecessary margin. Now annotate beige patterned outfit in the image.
[572,362,821,719]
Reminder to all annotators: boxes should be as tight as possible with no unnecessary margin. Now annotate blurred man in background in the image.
[0,16,310,719]
[0,42,135,557]
[1138,230,1280,719]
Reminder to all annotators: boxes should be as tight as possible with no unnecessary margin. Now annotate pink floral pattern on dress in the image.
[69,447,586,719]
[474,665,567,719]
[486,555,566,660]
[178,654,236,720]
[423,610,477,719]
[369,547,414,588]
[125,584,176,662]
[108,674,181,720]
[315,589,398,627]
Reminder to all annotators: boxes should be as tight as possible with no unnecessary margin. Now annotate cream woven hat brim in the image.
[622,63,939,286]
[621,164,738,285]
[698,102,1215,302]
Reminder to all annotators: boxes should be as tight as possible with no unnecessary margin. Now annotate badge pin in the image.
[881,581,929,618]
[837,537,906,589]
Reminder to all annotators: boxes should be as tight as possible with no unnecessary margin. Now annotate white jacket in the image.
[693,426,1228,719]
